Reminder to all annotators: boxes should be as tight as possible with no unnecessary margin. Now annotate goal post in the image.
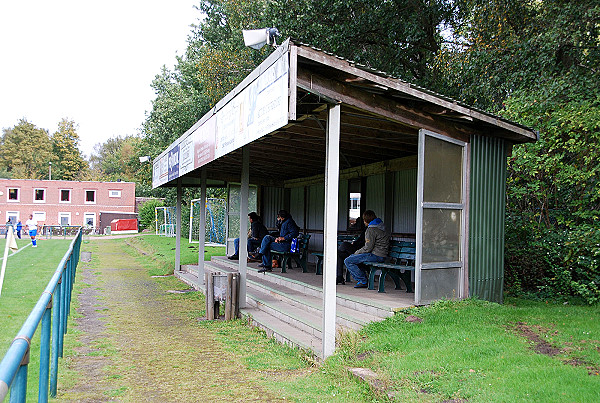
[189,198,226,245]
[155,206,176,237]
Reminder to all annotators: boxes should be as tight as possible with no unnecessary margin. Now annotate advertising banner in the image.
[153,42,289,189]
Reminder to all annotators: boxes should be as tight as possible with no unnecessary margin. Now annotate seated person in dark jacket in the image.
[257,210,299,272]
[228,212,268,260]
[336,220,366,285]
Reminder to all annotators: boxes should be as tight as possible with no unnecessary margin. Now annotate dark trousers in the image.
[337,242,359,278]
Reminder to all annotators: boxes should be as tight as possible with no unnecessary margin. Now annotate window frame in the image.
[7,188,19,202]
[58,212,71,226]
[60,189,72,203]
[85,189,97,204]
[33,211,46,222]
[109,190,122,198]
[33,188,46,203]
[84,212,96,227]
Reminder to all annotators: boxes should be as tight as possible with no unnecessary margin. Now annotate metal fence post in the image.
[9,338,30,403]
[50,279,61,397]
[59,276,66,358]
[38,296,52,403]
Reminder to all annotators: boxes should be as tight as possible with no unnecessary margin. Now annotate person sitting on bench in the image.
[255,210,299,273]
[344,210,390,288]
[336,220,366,285]
[228,212,268,260]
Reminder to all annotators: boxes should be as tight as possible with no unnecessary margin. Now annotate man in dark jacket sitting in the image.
[256,210,299,273]
[344,210,390,288]
[228,212,268,260]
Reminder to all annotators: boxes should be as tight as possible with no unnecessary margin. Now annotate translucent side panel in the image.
[423,136,463,203]
[227,185,257,238]
[422,209,461,263]
[420,267,461,303]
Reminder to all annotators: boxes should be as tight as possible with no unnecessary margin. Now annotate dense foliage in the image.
[0,119,55,179]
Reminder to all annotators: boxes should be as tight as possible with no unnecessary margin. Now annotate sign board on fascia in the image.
[152,39,290,189]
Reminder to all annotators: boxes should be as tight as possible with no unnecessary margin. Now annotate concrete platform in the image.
[177,256,417,358]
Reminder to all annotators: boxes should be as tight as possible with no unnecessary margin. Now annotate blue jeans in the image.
[233,238,261,256]
[344,253,385,284]
[259,235,290,267]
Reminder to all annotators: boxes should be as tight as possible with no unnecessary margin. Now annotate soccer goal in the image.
[189,198,226,245]
[155,206,176,237]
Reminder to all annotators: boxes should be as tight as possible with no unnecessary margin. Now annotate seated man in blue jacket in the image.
[256,210,299,273]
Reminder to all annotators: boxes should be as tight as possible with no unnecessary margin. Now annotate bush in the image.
[138,199,164,230]
[505,222,600,304]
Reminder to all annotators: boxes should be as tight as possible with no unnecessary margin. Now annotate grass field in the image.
[9,234,598,402]
[0,236,77,400]
[132,235,600,402]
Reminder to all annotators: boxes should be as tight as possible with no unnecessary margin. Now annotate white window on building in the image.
[33,211,46,223]
[6,212,18,224]
[34,188,46,203]
[59,212,71,226]
[85,190,96,204]
[109,190,122,198]
[60,189,71,203]
[8,188,19,202]
[84,213,96,227]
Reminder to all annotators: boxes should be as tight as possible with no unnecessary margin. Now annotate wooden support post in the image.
[214,301,220,319]
[232,274,239,319]
[225,273,233,320]
[205,272,214,320]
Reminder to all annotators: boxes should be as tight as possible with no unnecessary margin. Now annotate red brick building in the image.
[0,179,136,229]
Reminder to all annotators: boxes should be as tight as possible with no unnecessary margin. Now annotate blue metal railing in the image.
[0,228,82,402]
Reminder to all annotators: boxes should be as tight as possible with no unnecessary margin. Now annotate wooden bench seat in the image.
[365,240,415,293]
[271,233,311,273]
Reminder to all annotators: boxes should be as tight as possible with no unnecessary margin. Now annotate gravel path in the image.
[58,239,286,402]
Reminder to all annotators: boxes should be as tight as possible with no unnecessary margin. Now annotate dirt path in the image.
[59,239,286,402]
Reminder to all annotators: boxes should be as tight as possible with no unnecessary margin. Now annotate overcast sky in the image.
[0,0,200,158]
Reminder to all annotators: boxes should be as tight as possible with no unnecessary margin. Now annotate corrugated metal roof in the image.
[292,39,537,138]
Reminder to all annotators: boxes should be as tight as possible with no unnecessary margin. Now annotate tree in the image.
[0,119,54,179]
[51,118,89,180]
[268,0,457,85]
[89,136,143,182]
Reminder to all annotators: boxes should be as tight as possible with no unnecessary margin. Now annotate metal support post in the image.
[322,103,341,359]
[238,146,249,308]
[198,169,207,287]
[176,178,182,272]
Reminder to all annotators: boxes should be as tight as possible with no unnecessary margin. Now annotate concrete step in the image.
[240,307,322,359]
[178,257,402,360]
[206,258,396,318]
[246,288,324,338]
[246,279,377,330]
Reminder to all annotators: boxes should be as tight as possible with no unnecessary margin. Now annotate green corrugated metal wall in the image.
[469,135,508,303]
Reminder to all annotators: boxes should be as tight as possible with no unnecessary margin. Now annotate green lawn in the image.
[124,234,225,276]
[0,237,76,400]
[126,235,600,402]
